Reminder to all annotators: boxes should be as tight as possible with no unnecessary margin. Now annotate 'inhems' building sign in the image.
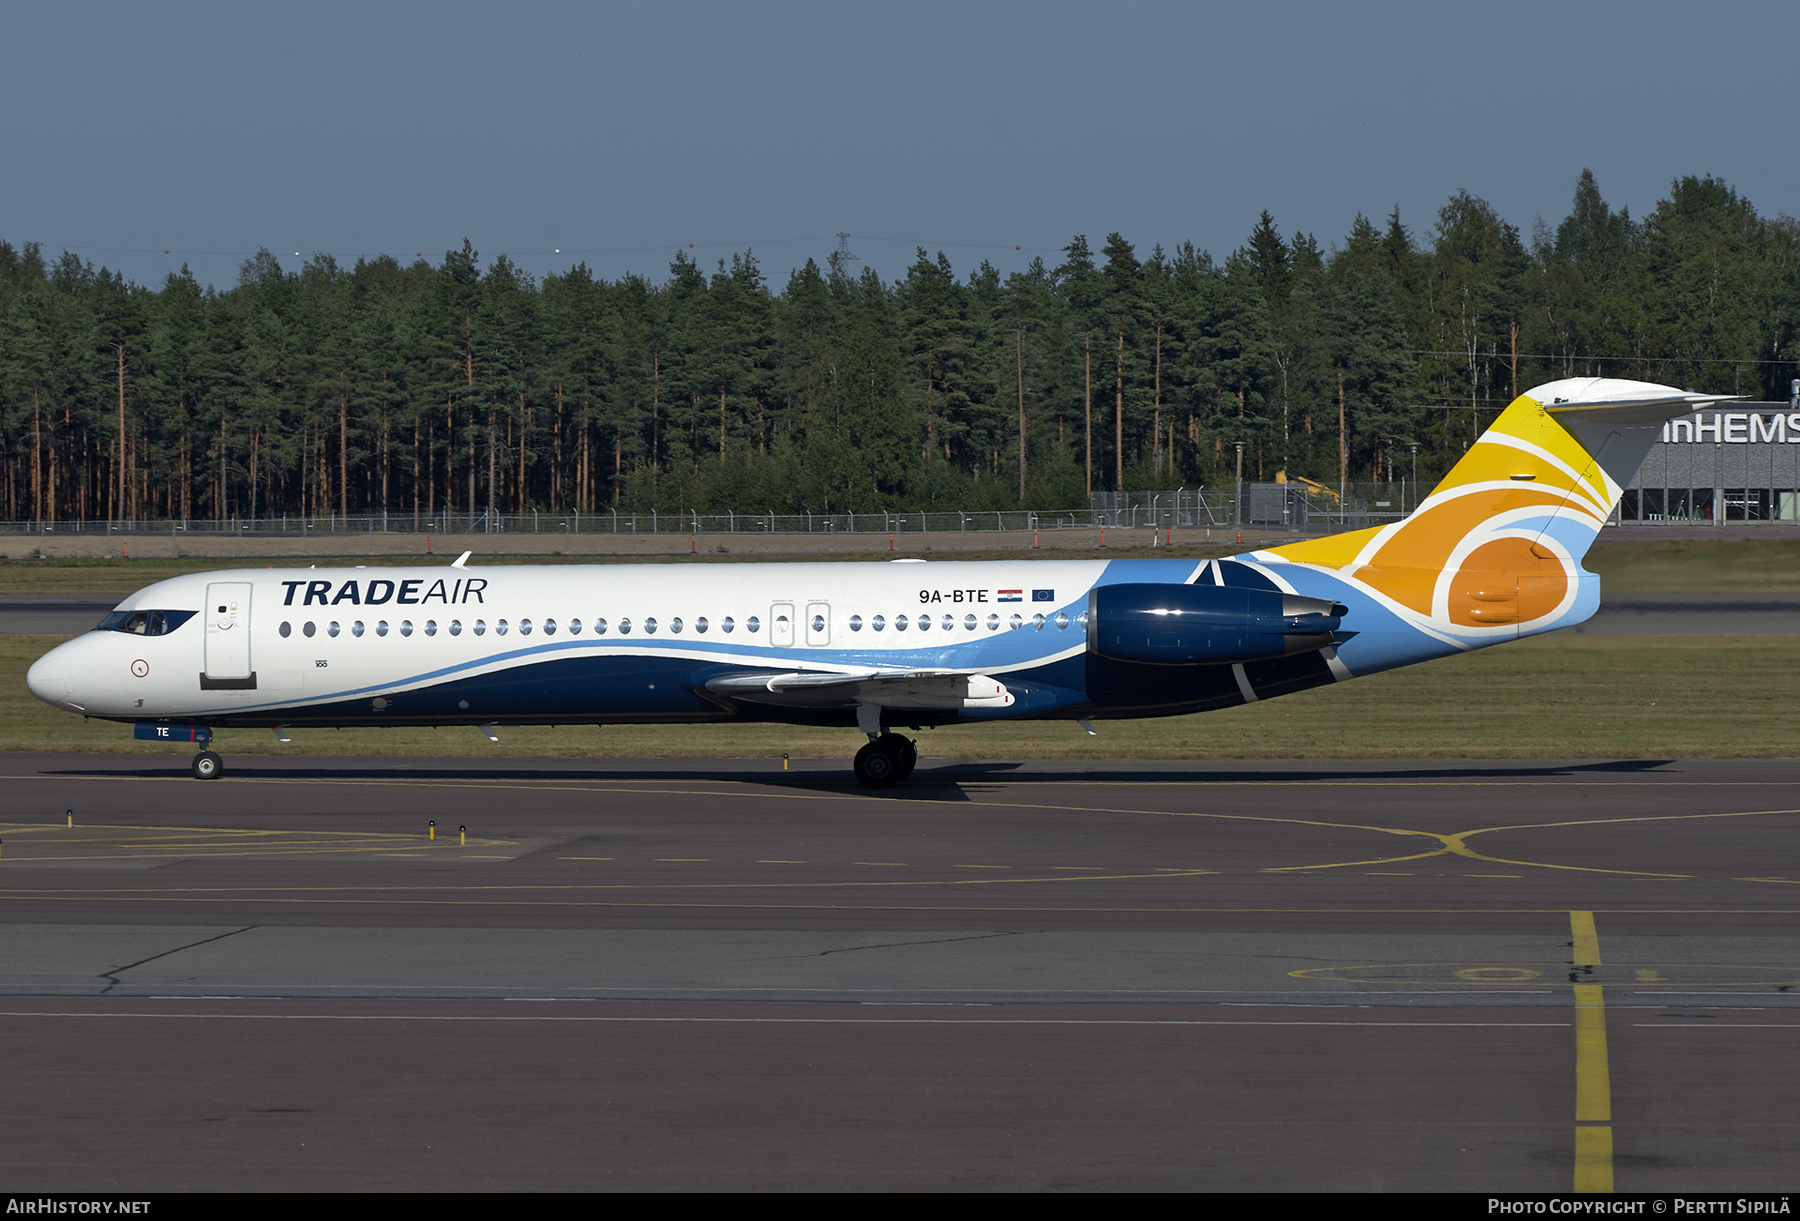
[1624,400,1800,523]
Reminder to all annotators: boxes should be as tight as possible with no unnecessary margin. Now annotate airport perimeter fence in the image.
[0,483,1436,548]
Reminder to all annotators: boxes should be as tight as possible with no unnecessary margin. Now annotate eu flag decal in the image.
[1032,589,1055,602]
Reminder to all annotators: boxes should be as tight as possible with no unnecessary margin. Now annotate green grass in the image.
[6,536,1796,595]
[1582,538,1800,593]
[5,633,1795,760]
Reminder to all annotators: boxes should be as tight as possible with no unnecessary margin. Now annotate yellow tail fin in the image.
[1263,378,1729,632]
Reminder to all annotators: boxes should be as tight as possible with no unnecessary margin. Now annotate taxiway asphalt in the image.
[0,753,1796,1191]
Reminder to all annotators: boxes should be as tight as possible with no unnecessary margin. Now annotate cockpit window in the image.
[94,609,196,636]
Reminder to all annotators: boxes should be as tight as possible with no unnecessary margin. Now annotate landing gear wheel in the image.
[891,735,917,780]
[853,738,903,789]
[192,750,223,781]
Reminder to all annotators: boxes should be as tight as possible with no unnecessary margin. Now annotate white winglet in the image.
[452,551,472,568]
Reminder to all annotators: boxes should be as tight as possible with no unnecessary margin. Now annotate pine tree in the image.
[1055,235,1102,498]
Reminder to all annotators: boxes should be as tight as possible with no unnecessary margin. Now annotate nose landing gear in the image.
[852,734,916,788]
[191,750,224,780]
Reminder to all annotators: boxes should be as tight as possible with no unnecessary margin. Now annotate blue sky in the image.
[5,0,1794,291]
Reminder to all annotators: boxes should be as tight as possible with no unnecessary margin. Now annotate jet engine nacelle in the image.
[1088,583,1346,666]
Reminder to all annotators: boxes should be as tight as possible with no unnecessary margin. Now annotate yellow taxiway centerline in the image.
[1571,910,1613,1194]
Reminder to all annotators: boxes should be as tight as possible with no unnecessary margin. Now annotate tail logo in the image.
[1266,388,1616,638]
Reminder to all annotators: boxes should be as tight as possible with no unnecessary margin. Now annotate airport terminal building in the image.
[1621,401,1800,523]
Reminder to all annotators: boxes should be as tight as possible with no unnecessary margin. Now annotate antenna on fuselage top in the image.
[451,551,472,568]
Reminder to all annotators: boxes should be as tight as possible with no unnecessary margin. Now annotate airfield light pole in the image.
[1233,440,1245,530]
[1408,442,1419,515]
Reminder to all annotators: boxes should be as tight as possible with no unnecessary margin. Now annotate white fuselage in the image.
[27,558,1142,727]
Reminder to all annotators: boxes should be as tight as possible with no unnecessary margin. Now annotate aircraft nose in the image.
[26,647,69,706]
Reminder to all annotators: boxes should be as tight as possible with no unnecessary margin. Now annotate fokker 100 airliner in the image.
[27,378,1722,786]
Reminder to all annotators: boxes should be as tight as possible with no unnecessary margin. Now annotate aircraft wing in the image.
[704,669,1015,710]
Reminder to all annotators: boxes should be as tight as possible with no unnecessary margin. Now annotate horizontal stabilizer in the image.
[1538,379,1738,421]
[1532,377,1741,491]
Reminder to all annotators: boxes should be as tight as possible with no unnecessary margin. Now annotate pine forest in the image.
[3,171,1798,525]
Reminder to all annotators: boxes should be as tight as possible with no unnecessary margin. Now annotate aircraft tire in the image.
[192,751,223,781]
[891,736,917,780]
[853,740,902,789]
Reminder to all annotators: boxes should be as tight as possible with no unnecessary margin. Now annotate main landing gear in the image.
[853,734,916,789]
[191,750,224,780]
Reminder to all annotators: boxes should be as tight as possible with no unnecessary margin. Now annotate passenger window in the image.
[619,618,632,634]
[895,615,909,632]
[424,620,437,636]
[670,617,682,634]
[449,620,462,636]
[986,613,999,630]
[1032,613,1046,630]
[1055,612,1070,630]
[329,621,342,638]
[644,618,658,635]
[474,620,487,636]
[872,615,885,631]
[721,617,734,633]
[519,619,532,636]
[400,620,414,637]
[568,618,582,636]
[963,614,976,630]
[304,622,317,638]
[496,620,509,636]
[376,621,389,637]
[746,616,760,633]
[352,621,366,638]
[279,621,292,638]
[594,618,608,635]
[695,617,708,634]
[544,619,557,636]
[849,615,863,631]
[1008,614,1022,630]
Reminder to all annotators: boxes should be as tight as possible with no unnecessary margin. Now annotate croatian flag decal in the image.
[998,589,1023,602]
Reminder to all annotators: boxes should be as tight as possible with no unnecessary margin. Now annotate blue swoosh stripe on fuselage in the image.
[201,651,1097,729]
[218,602,1101,717]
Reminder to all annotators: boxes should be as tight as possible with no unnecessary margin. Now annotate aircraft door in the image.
[806,601,830,647]
[770,602,796,647]
[202,582,257,688]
